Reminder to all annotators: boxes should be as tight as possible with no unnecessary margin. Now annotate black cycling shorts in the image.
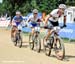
[49,20,59,27]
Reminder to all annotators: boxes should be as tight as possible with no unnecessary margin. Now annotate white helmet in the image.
[33,9,38,13]
[59,4,67,10]
[16,11,21,15]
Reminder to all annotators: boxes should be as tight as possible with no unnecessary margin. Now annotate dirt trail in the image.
[0,28,75,64]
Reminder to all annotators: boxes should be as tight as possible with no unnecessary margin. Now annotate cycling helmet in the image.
[59,4,67,10]
[16,11,21,14]
[33,9,38,13]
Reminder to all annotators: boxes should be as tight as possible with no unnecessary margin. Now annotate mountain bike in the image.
[43,26,65,60]
[14,30,22,48]
[29,26,41,53]
[11,25,23,48]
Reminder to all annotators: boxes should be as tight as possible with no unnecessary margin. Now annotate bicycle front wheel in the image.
[34,36,41,53]
[54,38,65,60]
[29,34,34,50]
[16,33,22,48]
[43,37,54,56]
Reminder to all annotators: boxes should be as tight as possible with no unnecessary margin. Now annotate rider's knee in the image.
[12,26,17,32]
[32,28,35,32]
[47,29,51,34]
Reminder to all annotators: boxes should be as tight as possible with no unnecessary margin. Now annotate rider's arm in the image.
[63,10,67,27]
[45,15,49,26]
[45,9,56,26]
[9,17,14,26]
[11,19,15,26]
[27,16,32,23]
[12,16,16,22]
[63,16,66,26]
[45,14,52,26]
[20,16,23,22]
[37,18,42,22]
[11,16,16,26]
[27,19,30,22]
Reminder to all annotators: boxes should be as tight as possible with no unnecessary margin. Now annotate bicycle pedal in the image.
[30,40,33,43]
[44,45,48,48]
[12,38,16,42]
[44,43,51,48]
[53,47,58,51]
[47,43,51,45]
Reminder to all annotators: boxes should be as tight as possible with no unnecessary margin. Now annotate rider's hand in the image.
[9,22,12,26]
[63,24,66,27]
[61,24,67,28]
[44,26,48,29]
[37,19,41,22]
[22,26,26,28]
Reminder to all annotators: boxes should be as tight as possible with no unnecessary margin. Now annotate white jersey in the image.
[49,9,67,22]
[27,15,39,23]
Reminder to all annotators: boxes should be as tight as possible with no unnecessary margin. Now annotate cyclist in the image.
[10,11,23,41]
[44,4,67,45]
[27,9,42,42]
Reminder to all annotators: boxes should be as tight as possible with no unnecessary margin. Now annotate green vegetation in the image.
[22,32,75,43]
[0,0,75,19]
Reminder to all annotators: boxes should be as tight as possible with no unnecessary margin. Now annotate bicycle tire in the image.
[43,37,54,56]
[34,36,41,53]
[54,38,65,60]
[15,32,22,48]
[29,34,34,50]
[18,35,22,48]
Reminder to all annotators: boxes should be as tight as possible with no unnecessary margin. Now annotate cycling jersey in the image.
[49,9,67,22]
[27,15,41,27]
[13,16,23,26]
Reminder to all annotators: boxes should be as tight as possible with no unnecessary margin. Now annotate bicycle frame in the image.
[29,26,41,52]
[51,26,61,37]
[33,26,40,37]
[49,26,61,46]
[43,26,65,60]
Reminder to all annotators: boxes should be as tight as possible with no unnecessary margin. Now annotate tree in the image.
[36,0,58,13]
[0,0,71,18]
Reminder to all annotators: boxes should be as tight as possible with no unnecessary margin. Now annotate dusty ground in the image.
[0,28,75,64]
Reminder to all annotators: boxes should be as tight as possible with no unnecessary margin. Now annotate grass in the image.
[22,32,75,43]
[23,32,29,36]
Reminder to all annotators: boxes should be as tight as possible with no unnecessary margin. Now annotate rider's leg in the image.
[11,26,17,38]
[44,29,53,45]
[45,29,53,40]
[31,27,35,35]
[30,27,35,42]
[45,21,59,40]
[11,26,15,37]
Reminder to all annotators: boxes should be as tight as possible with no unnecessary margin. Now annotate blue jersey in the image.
[13,16,23,26]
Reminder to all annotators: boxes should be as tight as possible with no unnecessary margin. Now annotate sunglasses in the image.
[34,13,38,14]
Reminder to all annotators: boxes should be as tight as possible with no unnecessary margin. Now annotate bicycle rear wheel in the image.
[54,38,65,60]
